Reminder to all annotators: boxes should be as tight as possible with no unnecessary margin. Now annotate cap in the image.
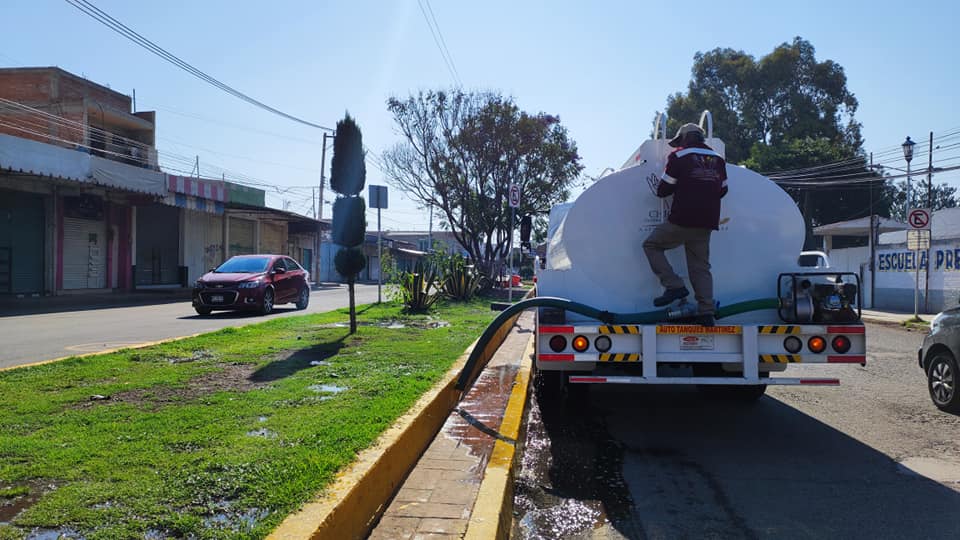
[668,123,705,148]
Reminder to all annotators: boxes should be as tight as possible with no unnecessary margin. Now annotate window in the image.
[284,257,302,271]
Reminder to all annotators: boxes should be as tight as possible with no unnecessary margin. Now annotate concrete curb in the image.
[0,333,203,373]
[268,307,526,540]
[464,335,534,540]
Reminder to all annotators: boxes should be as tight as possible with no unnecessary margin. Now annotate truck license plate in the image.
[211,295,224,303]
[680,335,714,351]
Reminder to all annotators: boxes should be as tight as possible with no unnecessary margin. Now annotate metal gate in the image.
[0,190,44,294]
[135,205,180,286]
[229,218,255,257]
[63,217,107,289]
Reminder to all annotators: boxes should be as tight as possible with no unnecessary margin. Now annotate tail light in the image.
[808,336,827,354]
[572,335,590,352]
[831,335,851,354]
[594,335,612,352]
[548,335,567,352]
[783,336,803,354]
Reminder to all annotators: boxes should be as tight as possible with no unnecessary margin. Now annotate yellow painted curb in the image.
[464,334,534,540]
[0,333,203,373]
[269,308,526,540]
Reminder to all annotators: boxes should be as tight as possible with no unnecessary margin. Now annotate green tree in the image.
[665,37,880,247]
[330,113,367,333]
[887,179,958,219]
[382,90,583,275]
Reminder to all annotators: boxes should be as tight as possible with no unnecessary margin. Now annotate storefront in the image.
[0,189,45,294]
[134,204,181,287]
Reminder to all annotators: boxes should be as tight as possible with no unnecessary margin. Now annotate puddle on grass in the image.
[246,428,277,439]
[307,384,348,394]
[0,481,55,525]
[201,503,269,534]
[25,528,84,540]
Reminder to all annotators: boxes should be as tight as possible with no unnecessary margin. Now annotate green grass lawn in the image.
[0,299,494,539]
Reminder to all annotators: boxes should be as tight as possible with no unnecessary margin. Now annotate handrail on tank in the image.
[653,112,668,140]
[699,110,714,138]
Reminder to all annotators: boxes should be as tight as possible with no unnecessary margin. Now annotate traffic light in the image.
[520,214,532,250]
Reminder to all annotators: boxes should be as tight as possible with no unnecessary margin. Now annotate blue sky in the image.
[2,0,957,230]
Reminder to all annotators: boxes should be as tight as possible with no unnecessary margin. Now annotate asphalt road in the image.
[514,322,960,539]
[0,284,380,369]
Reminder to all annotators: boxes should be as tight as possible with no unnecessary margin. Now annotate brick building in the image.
[0,67,324,296]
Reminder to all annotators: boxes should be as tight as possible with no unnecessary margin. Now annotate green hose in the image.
[455,296,780,392]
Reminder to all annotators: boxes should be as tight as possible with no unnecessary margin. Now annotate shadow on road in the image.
[517,386,960,539]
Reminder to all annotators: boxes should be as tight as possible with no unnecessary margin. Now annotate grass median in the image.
[0,298,494,539]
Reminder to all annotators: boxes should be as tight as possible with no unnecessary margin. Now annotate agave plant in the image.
[442,255,482,301]
[400,260,442,312]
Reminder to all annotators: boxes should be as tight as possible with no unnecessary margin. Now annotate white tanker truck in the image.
[531,112,866,400]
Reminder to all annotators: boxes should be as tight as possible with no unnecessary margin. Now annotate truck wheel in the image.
[927,352,960,413]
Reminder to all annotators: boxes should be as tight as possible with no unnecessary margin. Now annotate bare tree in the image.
[382,90,583,274]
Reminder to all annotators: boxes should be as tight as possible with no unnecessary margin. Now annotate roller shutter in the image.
[63,217,107,289]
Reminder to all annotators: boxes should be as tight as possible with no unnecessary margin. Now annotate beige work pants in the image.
[642,222,715,315]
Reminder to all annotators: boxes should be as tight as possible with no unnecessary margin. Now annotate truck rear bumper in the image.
[568,375,839,386]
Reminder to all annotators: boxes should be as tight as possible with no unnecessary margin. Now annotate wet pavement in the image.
[512,321,960,539]
[368,311,533,539]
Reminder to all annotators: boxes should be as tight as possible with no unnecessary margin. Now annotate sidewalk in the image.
[861,308,938,326]
[0,288,191,316]
[368,311,534,540]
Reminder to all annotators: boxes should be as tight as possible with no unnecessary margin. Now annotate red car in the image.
[192,254,310,316]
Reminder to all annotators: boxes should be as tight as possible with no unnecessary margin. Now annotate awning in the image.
[0,132,88,182]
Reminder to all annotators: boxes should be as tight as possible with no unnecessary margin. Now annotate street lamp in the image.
[902,136,916,216]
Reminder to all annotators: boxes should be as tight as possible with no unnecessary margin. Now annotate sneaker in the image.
[694,313,716,327]
[653,286,690,307]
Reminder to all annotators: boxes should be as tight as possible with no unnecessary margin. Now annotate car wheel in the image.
[295,287,310,310]
[260,288,275,316]
[195,306,212,316]
[927,352,960,413]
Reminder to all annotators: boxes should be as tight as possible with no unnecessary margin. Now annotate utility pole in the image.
[869,152,875,309]
[317,131,331,285]
[925,131,934,312]
[428,204,433,252]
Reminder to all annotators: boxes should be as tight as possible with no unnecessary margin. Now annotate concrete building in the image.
[816,209,960,313]
[0,66,324,296]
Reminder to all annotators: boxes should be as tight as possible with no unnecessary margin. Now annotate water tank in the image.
[538,137,804,316]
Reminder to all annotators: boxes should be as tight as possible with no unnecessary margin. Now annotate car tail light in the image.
[783,336,802,354]
[594,335,612,352]
[831,335,851,354]
[549,335,567,352]
[572,335,589,352]
[808,336,827,354]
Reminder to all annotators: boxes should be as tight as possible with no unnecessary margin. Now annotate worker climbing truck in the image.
[455,112,866,401]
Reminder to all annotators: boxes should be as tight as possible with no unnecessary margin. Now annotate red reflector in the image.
[569,376,607,383]
[800,378,840,385]
[827,326,865,334]
[828,355,866,364]
[539,325,574,334]
[539,354,574,362]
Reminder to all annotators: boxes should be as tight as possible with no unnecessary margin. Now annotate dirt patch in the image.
[74,364,268,410]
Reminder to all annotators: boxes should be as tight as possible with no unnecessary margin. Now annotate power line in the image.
[63,0,333,131]
[423,0,461,84]
[416,0,462,87]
